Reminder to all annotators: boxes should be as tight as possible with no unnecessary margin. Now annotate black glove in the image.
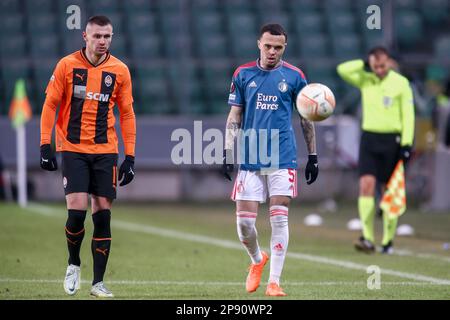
[221,149,234,181]
[40,144,58,171]
[118,155,135,186]
[399,145,412,165]
[305,154,319,185]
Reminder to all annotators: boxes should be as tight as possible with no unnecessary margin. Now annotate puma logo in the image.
[67,238,78,245]
[96,248,109,256]
[75,73,85,82]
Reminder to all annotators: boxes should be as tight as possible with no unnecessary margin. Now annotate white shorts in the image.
[231,169,298,203]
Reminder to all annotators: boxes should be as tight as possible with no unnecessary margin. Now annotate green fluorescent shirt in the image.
[336,59,415,146]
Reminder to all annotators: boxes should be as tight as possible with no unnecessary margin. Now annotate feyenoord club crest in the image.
[278,81,288,93]
[230,81,235,93]
[105,75,113,87]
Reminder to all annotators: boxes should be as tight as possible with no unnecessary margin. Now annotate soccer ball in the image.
[296,83,336,121]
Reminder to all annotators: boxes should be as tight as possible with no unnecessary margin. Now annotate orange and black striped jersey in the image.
[40,48,136,156]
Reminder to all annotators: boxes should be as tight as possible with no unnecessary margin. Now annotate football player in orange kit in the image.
[40,15,136,298]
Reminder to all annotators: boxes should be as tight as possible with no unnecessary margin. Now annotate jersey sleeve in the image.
[227,72,244,107]
[45,59,66,108]
[400,81,415,146]
[336,59,366,88]
[116,65,134,108]
[293,71,308,99]
[41,59,66,145]
[117,66,136,157]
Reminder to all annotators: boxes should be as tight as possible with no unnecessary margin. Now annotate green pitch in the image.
[0,201,449,299]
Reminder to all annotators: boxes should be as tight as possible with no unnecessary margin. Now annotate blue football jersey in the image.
[228,60,307,171]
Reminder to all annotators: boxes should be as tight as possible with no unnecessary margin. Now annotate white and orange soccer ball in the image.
[296,83,336,121]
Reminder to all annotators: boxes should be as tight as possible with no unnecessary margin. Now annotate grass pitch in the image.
[0,201,449,299]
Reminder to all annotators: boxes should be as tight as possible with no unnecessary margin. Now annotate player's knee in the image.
[66,209,87,232]
[269,206,289,228]
[66,193,88,210]
[236,213,257,238]
[360,176,376,196]
[269,197,290,208]
[91,196,112,213]
[237,218,256,231]
[92,209,111,238]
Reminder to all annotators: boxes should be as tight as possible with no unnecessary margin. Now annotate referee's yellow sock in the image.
[358,196,375,243]
[382,212,398,246]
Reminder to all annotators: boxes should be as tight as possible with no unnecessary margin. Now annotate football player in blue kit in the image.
[222,24,319,296]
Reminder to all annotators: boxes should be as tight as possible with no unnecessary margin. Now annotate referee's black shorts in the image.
[61,152,118,199]
[359,131,401,184]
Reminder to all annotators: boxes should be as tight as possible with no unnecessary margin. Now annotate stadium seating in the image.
[124,0,152,14]
[30,34,60,60]
[0,35,27,60]
[421,0,449,25]
[88,0,120,15]
[293,12,325,36]
[298,33,330,58]
[0,0,448,115]
[0,0,21,14]
[0,58,31,114]
[135,63,172,114]
[27,14,58,35]
[327,11,357,35]
[394,10,424,47]
[0,14,25,36]
[24,0,55,14]
[31,61,55,112]
[434,36,450,60]
[331,33,363,61]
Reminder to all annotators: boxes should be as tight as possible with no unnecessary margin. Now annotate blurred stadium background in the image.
[0,0,450,300]
[0,0,449,208]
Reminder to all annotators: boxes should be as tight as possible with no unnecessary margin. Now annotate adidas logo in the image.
[273,243,283,251]
[249,81,257,88]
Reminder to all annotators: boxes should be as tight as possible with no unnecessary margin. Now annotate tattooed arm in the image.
[222,106,243,181]
[300,115,319,184]
[300,115,317,154]
[225,106,243,151]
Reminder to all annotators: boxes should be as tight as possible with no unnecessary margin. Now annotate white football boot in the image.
[90,281,114,298]
[63,264,81,295]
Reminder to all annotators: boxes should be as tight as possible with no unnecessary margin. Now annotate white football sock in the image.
[269,205,289,285]
[236,211,262,264]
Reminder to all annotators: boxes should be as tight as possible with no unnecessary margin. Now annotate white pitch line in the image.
[0,278,448,286]
[25,204,450,285]
[393,249,450,264]
[28,203,450,264]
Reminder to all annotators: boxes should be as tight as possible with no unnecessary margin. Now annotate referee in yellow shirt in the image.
[337,47,415,254]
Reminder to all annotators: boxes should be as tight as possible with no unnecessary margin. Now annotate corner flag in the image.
[8,79,32,207]
[380,160,406,220]
[8,79,32,128]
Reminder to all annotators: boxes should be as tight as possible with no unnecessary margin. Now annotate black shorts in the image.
[359,131,401,184]
[61,152,118,199]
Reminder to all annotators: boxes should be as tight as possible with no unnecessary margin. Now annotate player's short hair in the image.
[259,24,287,42]
[86,15,112,28]
[368,46,390,58]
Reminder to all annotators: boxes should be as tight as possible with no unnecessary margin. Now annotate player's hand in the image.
[399,145,412,165]
[305,154,318,185]
[119,155,135,186]
[40,144,58,171]
[221,149,234,181]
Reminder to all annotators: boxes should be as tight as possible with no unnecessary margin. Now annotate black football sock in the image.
[91,209,111,285]
[65,209,87,266]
